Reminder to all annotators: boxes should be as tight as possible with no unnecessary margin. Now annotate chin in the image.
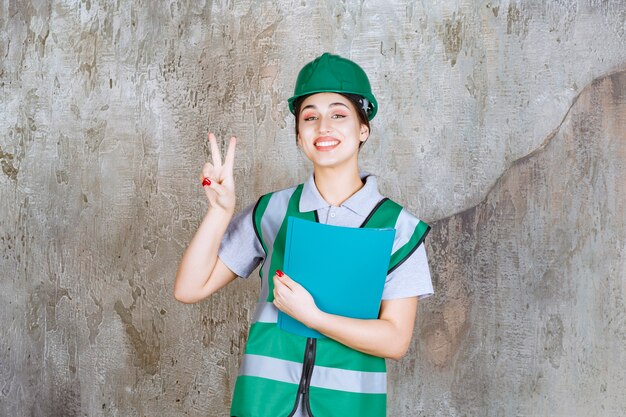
[311,157,354,170]
[303,148,359,170]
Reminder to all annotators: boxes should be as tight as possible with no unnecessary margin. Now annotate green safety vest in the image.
[231,184,430,417]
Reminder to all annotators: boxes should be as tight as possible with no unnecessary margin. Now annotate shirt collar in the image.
[299,173,384,217]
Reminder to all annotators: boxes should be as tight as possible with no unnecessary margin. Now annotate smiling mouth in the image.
[314,138,340,150]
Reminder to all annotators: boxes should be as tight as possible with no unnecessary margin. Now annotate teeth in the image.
[316,141,338,147]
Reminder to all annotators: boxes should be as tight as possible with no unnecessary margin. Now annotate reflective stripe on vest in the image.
[253,186,298,301]
[231,184,430,417]
[239,354,387,394]
[251,301,278,324]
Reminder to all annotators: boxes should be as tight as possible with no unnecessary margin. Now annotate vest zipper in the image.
[302,338,316,416]
[288,337,317,417]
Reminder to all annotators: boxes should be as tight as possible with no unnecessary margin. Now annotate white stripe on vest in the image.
[239,354,387,394]
[251,301,278,323]
[258,187,297,301]
[390,208,421,253]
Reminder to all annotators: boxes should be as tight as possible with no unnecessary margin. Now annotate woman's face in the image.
[297,93,369,170]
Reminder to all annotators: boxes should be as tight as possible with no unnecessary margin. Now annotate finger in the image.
[206,188,218,207]
[206,180,228,196]
[273,276,288,297]
[200,162,215,180]
[273,274,282,290]
[274,272,286,289]
[224,136,237,169]
[276,272,296,289]
[200,171,214,187]
[272,282,282,303]
[208,133,222,168]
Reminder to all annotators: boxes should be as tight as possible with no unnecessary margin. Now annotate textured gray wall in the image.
[1,1,625,416]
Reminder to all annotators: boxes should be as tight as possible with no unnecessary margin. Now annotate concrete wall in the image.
[1,1,625,416]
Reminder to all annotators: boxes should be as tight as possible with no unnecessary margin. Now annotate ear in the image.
[296,133,302,147]
[359,125,370,143]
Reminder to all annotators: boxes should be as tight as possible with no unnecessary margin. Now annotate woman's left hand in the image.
[272,271,320,327]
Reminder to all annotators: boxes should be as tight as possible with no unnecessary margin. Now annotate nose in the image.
[319,115,332,134]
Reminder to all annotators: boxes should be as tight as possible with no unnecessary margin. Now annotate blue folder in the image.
[277,216,396,338]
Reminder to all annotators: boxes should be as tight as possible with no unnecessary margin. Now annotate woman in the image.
[174,53,432,417]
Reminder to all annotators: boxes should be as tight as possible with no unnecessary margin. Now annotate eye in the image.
[301,112,317,121]
[331,113,347,119]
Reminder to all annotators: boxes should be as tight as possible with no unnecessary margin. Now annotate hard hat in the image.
[288,53,378,120]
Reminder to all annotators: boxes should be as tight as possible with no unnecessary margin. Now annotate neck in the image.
[313,165,364,207]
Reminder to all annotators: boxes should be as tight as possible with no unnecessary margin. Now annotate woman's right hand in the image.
[199,133,237,214]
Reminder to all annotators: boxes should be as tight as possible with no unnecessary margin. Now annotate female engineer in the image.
[174,53,433,417]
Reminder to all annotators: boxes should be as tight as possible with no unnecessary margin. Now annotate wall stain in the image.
[0,147,18,180]
[490,4,500,18]
[439,13,464,67]
[113,299,161,376]
[44,385,81,417]
[507,1,530,38]
[85,295,104,345]
[85,120,107,153]
[422,214,473,368]
[541,315,564,369]
[0,340,13,397]
[26,282,71,336]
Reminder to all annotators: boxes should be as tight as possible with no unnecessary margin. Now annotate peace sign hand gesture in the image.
[199,133,237,214]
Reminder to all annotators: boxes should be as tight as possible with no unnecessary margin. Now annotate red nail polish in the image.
[202,177,211,187]
[276,270,284,277]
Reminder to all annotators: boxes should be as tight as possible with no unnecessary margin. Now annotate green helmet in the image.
[288,53,378,120]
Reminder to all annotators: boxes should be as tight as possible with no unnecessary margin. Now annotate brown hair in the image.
[293,93,371,147]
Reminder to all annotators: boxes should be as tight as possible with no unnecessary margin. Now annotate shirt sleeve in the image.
[381,243,433,300]
[218,203,265,279]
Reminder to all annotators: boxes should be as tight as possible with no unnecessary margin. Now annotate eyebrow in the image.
[300,102,350,112]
